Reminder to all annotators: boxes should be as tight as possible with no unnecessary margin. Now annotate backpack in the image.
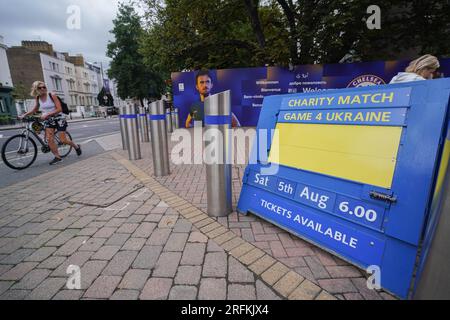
[37,93,70,115]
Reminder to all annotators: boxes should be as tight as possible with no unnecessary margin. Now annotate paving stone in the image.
[12,269,51,290]
[203,252,227,278]
[78,228,98,237]
[0,249,34,264]
[326,266,362,278]
[305,256,331,279]
[294,267,318,285]
[180,243,205,266]
[344,293,365,300]
[84,276,122,299]
[50,217,80,230]
[163,233,189,252]
[23,247,56,263]
[79,238,106,252]
[144,214,163,223]
[53,290,84,300]
[228,257,254,283]
[116,223,139,234]
[80,260,108,290]
[105,233,130,246]
[200,241,220,255]
[261,262,290,286]
[317,278,358,294]
[105,218,127,228]
[54,236,90,256]
[132,246,163,269]
[93,227,117,238]
[249,255,277,276]
[26,278,66,300]
[174,266,202,286]
[256,280,282,300]
[22,231,60,249]
[273,271,304,298]
[37,256,66,270]
[119,269,151,290]
[228,284,256,300]
[230,243,255,258]
[221,237,245,252]
[146,229,172,246]
[69,216,96,229]
[285,247,315,257]
[239,248,266,266]
[0,281,14,296]
[278,257,307,268]
[213,231,236,245]
[270,241,288,258]
[122,238,146,251]
[315,291,338,300]
[153,252,182,277]
[51,251,93,277]
[91,246,121,261]
[0,235,36,254]
[240,229,256,242]
[198,278,226,300]
[173,219,193,233]
[186,232,207,244]
[132,223,157,238]
[289,280,322,300]
[102,251,138,276]
[158,216,178,229]
[110,290,140,300]
[0,289,31,300]
[169,286,197,300]
[0,262,38,281]
[140,278,173,300]
[351,278,383,300]
[46,229,80,247]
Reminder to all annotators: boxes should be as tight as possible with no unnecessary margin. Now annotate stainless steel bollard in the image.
[124,104,141,160]
[138,106,149,143]
[171,109,178,130]
[149,101,170,176]
[119,106,129,151]
[166,108,173,133]
[174,108,180,129]
[204,90,232,217]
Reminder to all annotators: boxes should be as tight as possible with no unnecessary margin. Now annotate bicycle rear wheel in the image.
[56,131,73,158]
[1,134,38,170]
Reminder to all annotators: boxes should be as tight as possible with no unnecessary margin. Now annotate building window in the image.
[0,99,6,113]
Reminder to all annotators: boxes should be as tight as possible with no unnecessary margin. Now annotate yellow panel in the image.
[268,123,403,188]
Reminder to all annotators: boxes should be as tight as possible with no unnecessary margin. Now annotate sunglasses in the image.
[38,86,47,90]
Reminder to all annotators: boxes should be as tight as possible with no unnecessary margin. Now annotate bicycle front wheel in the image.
[1,134,38,170]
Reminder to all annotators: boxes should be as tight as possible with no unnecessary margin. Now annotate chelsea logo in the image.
[347,75,386,88]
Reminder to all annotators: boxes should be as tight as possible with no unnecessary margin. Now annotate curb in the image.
[0,116,119,132]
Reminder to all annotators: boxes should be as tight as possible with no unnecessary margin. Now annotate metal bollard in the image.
[124,104,141,160]
[174,108,180,129]
[119,106,129,151]
[204,90,232,217]
[166,108,173,133]
[171,109,178,130]
[149,101,170,176]
[138,106,149,143]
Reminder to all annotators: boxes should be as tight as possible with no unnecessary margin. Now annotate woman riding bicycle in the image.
[19,81,82,165]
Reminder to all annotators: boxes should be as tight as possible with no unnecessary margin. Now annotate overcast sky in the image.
[0,0,129,70]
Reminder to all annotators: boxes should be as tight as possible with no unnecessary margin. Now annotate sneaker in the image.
[49,157,63,165]
[75,145,82,156]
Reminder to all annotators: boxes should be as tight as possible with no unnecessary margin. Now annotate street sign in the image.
[237,78,450,298]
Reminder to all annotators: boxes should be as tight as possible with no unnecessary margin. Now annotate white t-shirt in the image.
[39,94,63,117]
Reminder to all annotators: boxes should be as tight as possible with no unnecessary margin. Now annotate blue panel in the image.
[237,78,450,299]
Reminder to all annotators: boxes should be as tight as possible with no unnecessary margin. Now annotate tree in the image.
[107,3,165,103]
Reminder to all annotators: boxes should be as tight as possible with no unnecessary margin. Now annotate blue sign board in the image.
[171,59,450,127]
[237,78,450,299]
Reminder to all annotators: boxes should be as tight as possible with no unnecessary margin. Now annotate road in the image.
[0,118,121,189]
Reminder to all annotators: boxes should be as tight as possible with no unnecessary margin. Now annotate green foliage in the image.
[107,3,165,101]
[110,0,449,81]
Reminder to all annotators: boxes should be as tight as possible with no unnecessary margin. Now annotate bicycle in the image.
[1,116,74,170]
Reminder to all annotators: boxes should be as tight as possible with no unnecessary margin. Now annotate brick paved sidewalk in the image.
[0,130,397,300]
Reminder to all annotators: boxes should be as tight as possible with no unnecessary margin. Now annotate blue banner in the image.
[172,59,450,127]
